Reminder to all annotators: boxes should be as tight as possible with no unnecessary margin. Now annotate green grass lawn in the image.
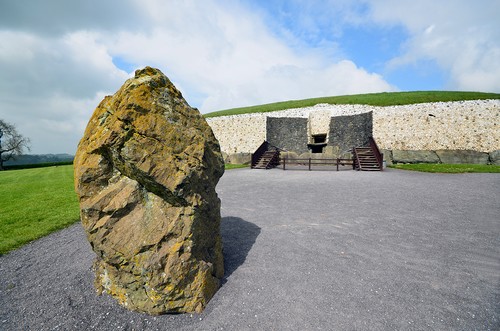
[0,165,80,255]
[205,91,500,118]
[389,163,500,173]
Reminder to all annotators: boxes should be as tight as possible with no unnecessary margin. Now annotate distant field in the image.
[204,91,500,118]
[0,165,80,255]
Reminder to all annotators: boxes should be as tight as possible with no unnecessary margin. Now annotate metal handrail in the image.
[251,141,269,168]
[368,137,383,171]
[352,147,362,170]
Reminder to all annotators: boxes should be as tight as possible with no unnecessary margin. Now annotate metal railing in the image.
[368,137,383,171]
[282,157,354,171]
[251,141,270,168]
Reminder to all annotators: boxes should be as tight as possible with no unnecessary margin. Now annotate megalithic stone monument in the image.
[74,67,225,314]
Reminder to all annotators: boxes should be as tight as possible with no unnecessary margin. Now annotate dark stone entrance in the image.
[308,133,327,153]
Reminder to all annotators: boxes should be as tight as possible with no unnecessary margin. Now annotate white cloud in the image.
[106,0,393,112]
[367,0,500,91]
[0,29,128,153]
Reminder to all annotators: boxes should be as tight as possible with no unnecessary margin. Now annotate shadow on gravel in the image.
[220,216,261,283]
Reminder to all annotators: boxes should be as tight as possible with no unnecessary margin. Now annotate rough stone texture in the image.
[392,150,440,164]
[74,67,225,315]
[435,150,490,164]
[266,117,309,153]
[489,150,500,165]
[329,111,373,153]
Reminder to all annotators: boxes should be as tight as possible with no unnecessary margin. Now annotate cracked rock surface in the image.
[74,67,224,314]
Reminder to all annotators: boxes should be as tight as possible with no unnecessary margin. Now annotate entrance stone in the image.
[74,67,224,314]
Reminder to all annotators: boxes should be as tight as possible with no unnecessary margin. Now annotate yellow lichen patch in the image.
[170,241,183,254]
[144,285,163,305]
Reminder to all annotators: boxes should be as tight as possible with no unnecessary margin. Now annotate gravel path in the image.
[1,168,499,330]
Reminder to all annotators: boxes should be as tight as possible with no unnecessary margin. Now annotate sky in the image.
[0,0,499,154]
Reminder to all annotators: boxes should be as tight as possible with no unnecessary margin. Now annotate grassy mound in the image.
[204,91,500,118]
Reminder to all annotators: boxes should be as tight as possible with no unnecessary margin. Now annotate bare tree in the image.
[0,120,31,170]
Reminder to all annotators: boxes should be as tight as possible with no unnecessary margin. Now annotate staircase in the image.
[253,149,280,169]
[251,141,281,169]
[353,137,383,171]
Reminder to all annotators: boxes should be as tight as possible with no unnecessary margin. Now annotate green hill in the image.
[204,91,500,118]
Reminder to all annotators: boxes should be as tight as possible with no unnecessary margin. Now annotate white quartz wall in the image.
[372,100,499,152]
[206,100,500,154]
[206,114,266,154]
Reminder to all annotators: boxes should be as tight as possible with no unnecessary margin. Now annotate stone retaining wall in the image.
[329,111,372,153]
[206,99,500,163]
[267,117,309,154]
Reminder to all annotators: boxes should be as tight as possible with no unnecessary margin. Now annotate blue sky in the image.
[246,0,448,91]
[0,0,499,154]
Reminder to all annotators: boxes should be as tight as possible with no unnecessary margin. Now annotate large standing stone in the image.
[74,67,225,314]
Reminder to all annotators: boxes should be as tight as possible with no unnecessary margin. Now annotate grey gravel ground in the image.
[1,168,499,330]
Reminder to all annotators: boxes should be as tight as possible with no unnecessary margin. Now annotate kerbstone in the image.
[489,150,500,165]
[436,149,489,164]
[226,152,252,165]
[392,150,440,164]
